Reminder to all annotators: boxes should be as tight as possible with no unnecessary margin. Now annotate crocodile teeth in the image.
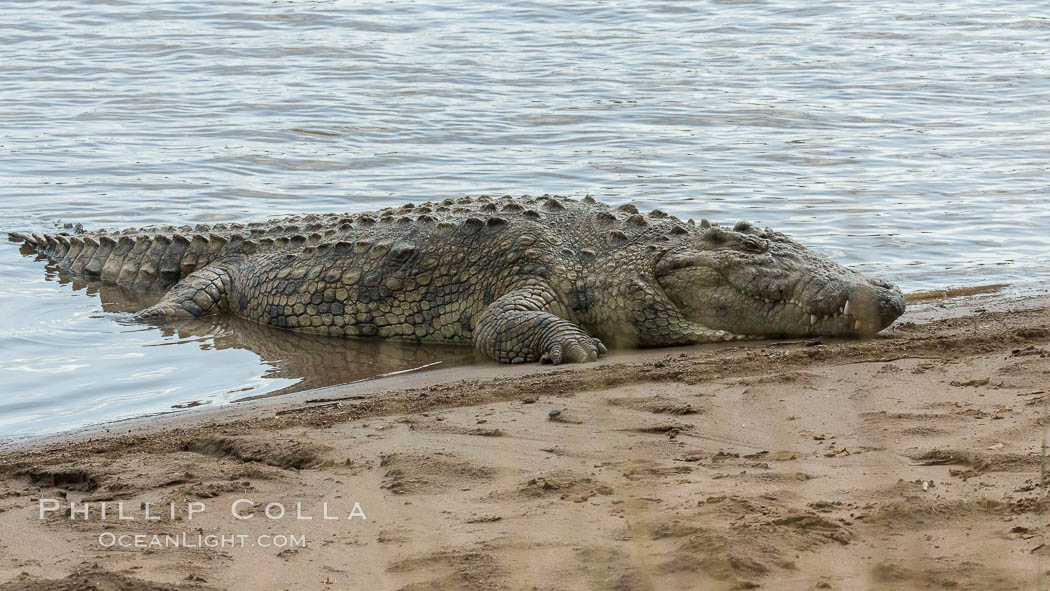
[810,314,817,325]
[843,300,850,315]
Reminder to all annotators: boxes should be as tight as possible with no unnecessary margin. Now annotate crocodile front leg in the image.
[474,286,607,364]
[134,265,233,321]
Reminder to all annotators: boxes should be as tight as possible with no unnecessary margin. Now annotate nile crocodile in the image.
[10,195,905,364]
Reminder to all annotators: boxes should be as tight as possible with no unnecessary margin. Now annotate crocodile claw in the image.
[542,336,605,365]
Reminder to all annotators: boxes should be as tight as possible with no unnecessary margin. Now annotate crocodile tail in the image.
[9,228,272,292]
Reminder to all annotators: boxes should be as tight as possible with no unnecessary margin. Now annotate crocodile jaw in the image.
[710,277,905,337]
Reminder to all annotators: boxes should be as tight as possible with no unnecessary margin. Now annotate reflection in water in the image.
[149,318,476,401]
[72,257,479,400]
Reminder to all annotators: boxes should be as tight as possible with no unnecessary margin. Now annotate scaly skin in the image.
[9,195,906,364]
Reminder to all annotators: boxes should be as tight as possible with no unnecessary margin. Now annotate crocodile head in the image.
[654,221,905,338]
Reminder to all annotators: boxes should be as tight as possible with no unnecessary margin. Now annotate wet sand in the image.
[1,290,1049,590]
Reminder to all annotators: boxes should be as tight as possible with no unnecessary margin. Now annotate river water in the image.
[2,0,1048,438]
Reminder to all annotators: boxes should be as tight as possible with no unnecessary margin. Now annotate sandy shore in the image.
[1,289,1049,590]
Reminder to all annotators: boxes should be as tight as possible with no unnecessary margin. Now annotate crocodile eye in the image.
[741,237,766,253]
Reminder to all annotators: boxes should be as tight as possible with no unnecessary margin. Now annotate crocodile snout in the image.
[849,278,905,335]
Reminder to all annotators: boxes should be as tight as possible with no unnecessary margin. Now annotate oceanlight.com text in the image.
[98,532,308,549]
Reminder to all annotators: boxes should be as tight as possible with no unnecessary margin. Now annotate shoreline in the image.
[1,289,1049,590]
[2,284,1035,452]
